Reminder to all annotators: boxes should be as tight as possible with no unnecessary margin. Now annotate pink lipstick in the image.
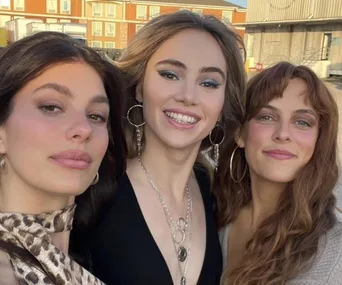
[263,149,296,160]
[50,150,92,170]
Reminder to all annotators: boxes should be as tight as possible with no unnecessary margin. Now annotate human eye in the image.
[39,104,63,113]
[295,119,312,129]
[256,114,275,121]
[200,80,221,89]
[88,113,108,123]
[158,70,179,80]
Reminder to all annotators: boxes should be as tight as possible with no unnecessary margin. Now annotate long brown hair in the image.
[116,10,246,162]
[214,61,339,284]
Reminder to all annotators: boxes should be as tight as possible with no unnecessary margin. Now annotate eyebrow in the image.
[155,59,226,80]
[263,105,317,118]
[33,83,109,105]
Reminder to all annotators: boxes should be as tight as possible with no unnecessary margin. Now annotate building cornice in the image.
[234,17,342,27]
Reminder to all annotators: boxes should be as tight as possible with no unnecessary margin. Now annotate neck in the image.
[129,135,201,202]
[248,172,286,228]
[0,177,74,214]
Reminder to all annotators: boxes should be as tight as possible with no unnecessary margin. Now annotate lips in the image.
[163,108,200,128]
[50,150,92,170]
[263,149,296,160]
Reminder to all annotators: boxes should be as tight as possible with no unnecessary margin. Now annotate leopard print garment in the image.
[0,204,105,285]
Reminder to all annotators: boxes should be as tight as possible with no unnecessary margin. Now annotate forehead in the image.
[268,79,313,109]
[147,29,227,72]
[18,62,105,94]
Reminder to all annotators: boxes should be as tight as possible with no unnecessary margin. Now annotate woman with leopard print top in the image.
[0,31,126,285]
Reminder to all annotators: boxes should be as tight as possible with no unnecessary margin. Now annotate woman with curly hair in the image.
[215,61,342,285]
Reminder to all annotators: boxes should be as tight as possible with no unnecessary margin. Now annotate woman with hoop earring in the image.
[215,62,342,285]
[73,11,247,285]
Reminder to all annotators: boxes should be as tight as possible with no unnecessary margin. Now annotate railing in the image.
[92,48,123,60]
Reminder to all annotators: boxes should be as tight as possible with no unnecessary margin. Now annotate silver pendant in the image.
[181,277,186,285]
[177,245,187,262]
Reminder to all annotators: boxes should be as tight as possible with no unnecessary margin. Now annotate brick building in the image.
[0,0,246,49]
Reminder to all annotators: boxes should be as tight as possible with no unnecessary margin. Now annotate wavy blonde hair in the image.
[115,11,246,161]
[214,62,340,284]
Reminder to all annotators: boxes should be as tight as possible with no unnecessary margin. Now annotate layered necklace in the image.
[137,157,193,285]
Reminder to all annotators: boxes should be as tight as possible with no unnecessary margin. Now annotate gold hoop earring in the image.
[127,104,145,157]
[230,145,247,183]
[209,123,225,172]
[91,172,99,185]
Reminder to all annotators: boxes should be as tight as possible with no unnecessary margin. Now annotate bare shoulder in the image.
[0,250,19,285]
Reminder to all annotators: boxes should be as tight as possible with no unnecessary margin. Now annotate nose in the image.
[175,80,200,106]
[65,114,92,142]
[272,120,291,142]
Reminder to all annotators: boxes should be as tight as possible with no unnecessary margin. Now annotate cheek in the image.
[245,122,272,149]
[6,114,58,149]
[92,128,109,160]
[292,128,318,154]
[202,91,225,121]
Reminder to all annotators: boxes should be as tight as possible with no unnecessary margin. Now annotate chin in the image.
[263,173,296,184]
[47,181,90,197]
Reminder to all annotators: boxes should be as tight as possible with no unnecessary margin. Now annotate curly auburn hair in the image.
[214,61,340,285]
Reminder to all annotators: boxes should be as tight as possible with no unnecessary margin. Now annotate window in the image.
[0,15,11,27]
[246,34,254,58]
[321,33,332,60]
[92,21,102,36]
[92,3,102,17]
[192,8,202,14]
[92,41,102,48]
[105,41,115,48]
[106,3,116,17]
[60,19,71,23]
[14,0,25,11]
[60,0,71,14]
[136,24,144,32]
[0,0,10,9]
[222,11,233,23]
[46,18,58,23]
[136,5,147,20]
[149,6,160,19]
[46,0,57,13]
[105,22,116,37]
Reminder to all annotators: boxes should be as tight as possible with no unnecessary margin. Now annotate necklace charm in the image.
[177,245,187,262]
[173,217,187,244]
[181,277,186,285]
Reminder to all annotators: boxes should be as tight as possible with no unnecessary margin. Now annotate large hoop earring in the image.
[127,104,145,157]
[91,172,99,185]
[209,123,225,172]
[230,145,247,183]
[0,157,5,168]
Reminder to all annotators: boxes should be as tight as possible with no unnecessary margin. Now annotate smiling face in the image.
[138,29,227,151]
[239,78,319,184]
[0,62,109,197]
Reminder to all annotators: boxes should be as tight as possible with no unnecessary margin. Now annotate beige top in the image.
[0,250,19,285]
[219,211,342,284]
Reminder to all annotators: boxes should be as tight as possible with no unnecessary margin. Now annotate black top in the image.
[86,165,222,285]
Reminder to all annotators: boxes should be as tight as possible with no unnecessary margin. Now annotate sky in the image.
[226,0,247,8]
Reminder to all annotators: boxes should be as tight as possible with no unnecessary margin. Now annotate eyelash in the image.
[158,71,178,80]
[295,120,311,127]
[39,104,108,123]
[257,115,312,128]
[158,71,220,89]
[257,115,274,121]
[201,81,220,89]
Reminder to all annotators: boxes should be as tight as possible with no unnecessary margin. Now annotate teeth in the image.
[165,112,198,124]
